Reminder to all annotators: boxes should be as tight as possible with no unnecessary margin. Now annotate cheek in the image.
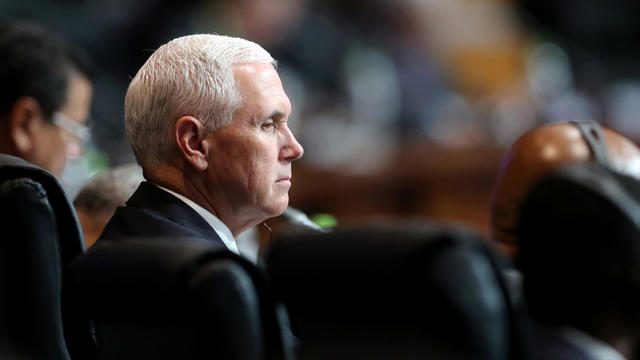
[247,153,273,193]
[49,147,68,177]
[238,140,277,186]
[215,144,264,193]
[212,132,279,200]
[36,132,68,176]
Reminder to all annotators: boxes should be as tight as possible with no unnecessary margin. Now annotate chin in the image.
[267,199,289,218]
[273,204,289,217]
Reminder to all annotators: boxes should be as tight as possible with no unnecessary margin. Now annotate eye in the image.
[261,120,276,132]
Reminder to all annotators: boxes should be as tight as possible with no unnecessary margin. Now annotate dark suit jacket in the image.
[97,181,225,248]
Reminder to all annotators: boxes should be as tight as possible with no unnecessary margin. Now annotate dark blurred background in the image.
[3,0,640,235]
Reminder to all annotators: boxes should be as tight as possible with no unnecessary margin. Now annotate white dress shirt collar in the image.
[155,185,239,254]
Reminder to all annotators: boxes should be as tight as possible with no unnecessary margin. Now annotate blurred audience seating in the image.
[289,142,504,234]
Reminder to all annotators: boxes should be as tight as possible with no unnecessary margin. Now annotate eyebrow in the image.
[267,110,287,120]
[251,110,289,126]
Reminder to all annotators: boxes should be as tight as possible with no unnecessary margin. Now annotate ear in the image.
[7,97,41,155]
[175,116,209,171]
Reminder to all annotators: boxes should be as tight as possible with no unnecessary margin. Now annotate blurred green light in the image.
[310,213,337,229]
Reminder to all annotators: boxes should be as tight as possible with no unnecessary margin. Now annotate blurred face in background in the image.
[28,73,92,177]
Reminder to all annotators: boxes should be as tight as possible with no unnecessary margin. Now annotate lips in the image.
[275,176,291,184]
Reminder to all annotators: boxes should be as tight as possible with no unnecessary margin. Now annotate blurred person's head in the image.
[490,122,640,259]
[0,21,93,178]
[517,164,640,356]
[73,163,144,247]
[125,34,303,236]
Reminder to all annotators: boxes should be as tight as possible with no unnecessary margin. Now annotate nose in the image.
[280,127,304,162]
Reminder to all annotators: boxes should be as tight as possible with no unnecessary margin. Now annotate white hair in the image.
[124,34,276,167]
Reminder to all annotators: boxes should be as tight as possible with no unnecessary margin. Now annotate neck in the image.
[146,165,220,219]
[145,165,263,237]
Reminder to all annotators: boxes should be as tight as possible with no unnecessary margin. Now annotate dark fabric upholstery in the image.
[0,154,92,359]
[264,222,530,360]
[70,238,294,360]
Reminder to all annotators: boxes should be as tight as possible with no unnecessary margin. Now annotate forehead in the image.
[233,63,291,117]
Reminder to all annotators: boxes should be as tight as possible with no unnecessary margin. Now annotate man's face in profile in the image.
[206,63,304,221]
[30,73,92,177]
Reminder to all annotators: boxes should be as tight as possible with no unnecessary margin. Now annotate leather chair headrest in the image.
[0,153,89,359]
[517,163,640,326]
[72,238,253,321]
[70,237,292,360]
[0,153,85,262]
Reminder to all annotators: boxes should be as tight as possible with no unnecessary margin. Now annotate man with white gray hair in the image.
[97,34,304,254]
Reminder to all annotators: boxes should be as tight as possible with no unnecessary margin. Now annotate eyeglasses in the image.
[52,111,91,144]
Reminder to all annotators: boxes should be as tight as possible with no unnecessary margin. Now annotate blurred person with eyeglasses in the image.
[0,21,93,178]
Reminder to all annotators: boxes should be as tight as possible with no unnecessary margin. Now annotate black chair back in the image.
[264,222,530,360]
[518,163,640,331]
[0,154,91,359]
[71,238,294,360]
